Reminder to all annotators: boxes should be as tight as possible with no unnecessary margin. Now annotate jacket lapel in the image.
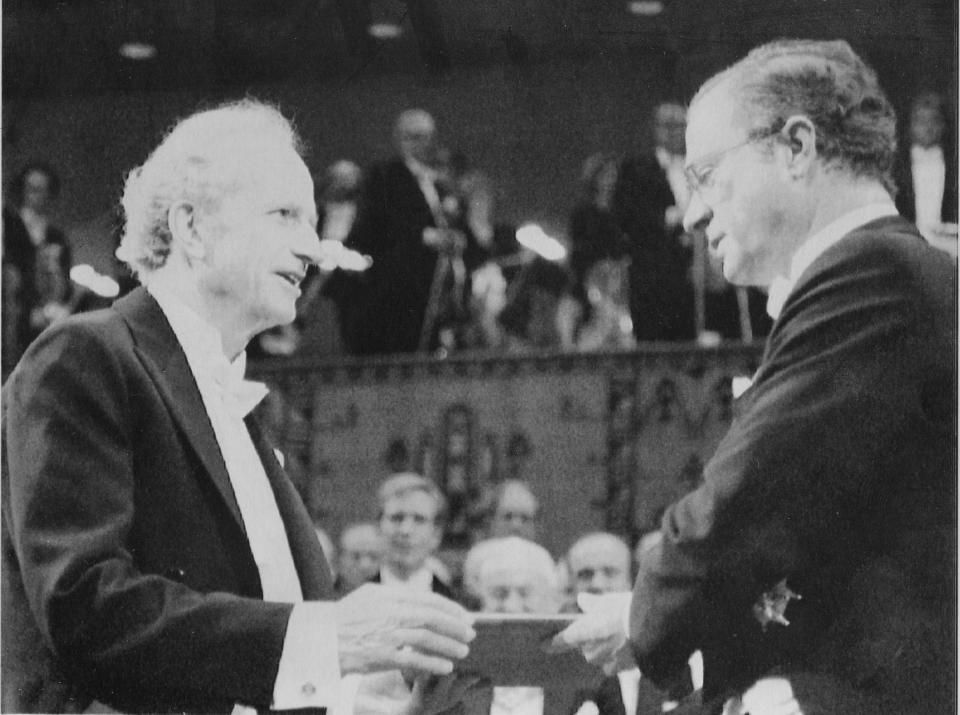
[112,288,246,534]
[245,416,333,599]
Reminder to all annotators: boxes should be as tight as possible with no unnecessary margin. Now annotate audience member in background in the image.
[613,103,695,342]
[476,536,560,615]
[333,109,486,355]
[460,481,542,607]
[894,91,958,251]
[260,158,366,359]
[335,521,384,595]
[566,532,632,596]
[2,162,76,368]
[498,256,578,351]
[488,479,540,541]
[567,532,697,715]
[374,472,456,599]
[569,153,631,344]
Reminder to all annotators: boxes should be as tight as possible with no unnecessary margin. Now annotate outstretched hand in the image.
[335,584,476,678]
[550,591,636,676]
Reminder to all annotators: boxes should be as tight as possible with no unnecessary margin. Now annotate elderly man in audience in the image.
[373,472,456,599]
[335,521,384,595]
[567,533,698,715]
[558,39,956,715]
[461,480,543,606]
[2,99,475,714]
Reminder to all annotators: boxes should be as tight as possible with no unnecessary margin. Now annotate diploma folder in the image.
[456,613,605,711]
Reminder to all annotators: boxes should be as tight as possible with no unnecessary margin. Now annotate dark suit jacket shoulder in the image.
[629,217,956,710]
[2,288,332,713]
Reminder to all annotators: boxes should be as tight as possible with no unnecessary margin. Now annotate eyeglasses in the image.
[684,127,781,201]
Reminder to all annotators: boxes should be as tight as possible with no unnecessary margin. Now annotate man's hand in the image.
[550,592,636,675]
[335,584,475,677]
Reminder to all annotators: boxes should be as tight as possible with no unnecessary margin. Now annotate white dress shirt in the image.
[911,144,946,230]
[765,202,899,320]
[379,564,435,591]
[148,284,346,712]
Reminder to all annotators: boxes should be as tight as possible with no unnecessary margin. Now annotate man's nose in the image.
[502,592,526,614]
[293,225,322,268]
[683,192,712,234]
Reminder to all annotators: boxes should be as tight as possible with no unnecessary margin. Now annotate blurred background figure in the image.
[2,162,75,370]
[374,472,455,598]
[613,102,695,342]
[895,91,958,255]
[565,532,632,597]
[567,529,697,715]
[487,479,540,541]
[334,521,382,595]
[475,536,559,614]
[569,153,632,349]
[498,257,577,351]
[333,109,487,355]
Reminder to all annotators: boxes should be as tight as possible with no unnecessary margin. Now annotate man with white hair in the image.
[336,108,486,354]
[2,99,475,713]
[473,536,559,615]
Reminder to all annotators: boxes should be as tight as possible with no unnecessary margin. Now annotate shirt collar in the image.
[766,202,898,319]
[405,157,437,183]
[911,144,944,162]
[147,282,246,385]
[655,146,684,170]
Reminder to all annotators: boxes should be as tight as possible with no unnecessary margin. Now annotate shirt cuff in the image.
[271,602,343,710]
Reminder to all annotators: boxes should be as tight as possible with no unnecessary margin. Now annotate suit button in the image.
[164,568,186,582]
[301,682,316,697]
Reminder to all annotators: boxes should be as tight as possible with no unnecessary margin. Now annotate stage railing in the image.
[250,343,763,554]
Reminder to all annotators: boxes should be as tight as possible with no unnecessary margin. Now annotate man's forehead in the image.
[686,87,747,160]
[570,539,628,568]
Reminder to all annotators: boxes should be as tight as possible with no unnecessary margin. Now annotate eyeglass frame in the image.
[684,123,785,201]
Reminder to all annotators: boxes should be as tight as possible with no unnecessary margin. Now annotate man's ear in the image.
[167,201,206,261]
[781,115,817,177]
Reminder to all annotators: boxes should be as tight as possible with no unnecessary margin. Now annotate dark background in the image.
[3,0,956,273]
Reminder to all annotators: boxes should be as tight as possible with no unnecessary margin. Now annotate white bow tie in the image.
[208,362,269,419]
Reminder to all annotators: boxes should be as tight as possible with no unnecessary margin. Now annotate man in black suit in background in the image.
[894,91,958,242]
[558,40,956,715]
[2,99,475,713]
[332,109,485,355]
[613,102,696,341]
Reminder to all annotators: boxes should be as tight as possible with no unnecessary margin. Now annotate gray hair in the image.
[117,99,304,281]
[695,39,897,193]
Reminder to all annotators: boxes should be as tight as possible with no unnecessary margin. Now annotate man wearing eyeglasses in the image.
[557,39,955,714]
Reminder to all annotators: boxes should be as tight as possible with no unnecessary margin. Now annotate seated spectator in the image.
[569,530,700,715]
[488,479,540,541]
[498,257,577,351]
[374,472,455,599]
[335,522,383,595]
[2,161,75,368]
[566,532,632,596]
[474,537,560,715]
[474,536,559,615]
[461,480,543,606]
[569,153,631,340]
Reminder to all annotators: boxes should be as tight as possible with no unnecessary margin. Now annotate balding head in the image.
[393,109,436,164]
[567,532,632,596]
[473,537,559,614]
